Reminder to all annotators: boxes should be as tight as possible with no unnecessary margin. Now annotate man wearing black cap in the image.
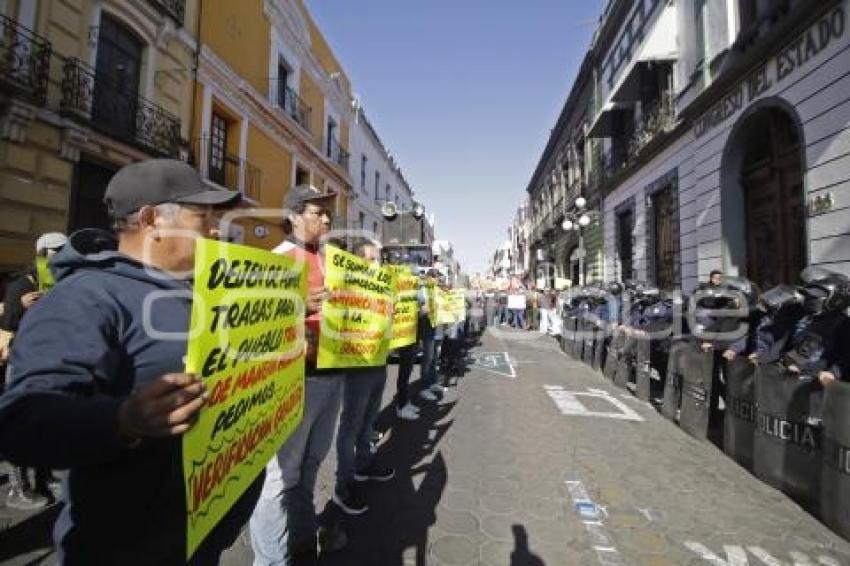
[250,185,347,565]
[0,159,252,564]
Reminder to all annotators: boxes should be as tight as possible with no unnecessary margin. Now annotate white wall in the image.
[347,111,417,240]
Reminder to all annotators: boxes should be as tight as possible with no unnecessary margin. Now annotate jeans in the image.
[250,374,343,566]
[336,367,386,486]
[419,318,438,389]
[396,344,417,407]
[512,309,526,329]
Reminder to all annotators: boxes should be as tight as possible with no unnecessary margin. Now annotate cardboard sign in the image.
[435,287,456,325]
[182,239,306,559]
[318,246,394,368]
[389,266,418,349]
[507,293,527,309]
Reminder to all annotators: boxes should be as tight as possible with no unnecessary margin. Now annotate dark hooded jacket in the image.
[0,229,262,565]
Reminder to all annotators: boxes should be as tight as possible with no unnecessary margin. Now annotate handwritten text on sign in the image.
[318,246,395,368]
[182,239,306,560]
[389,266,418,349]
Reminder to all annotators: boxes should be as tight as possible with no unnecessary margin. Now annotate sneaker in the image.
[354,465,395,482]
[5,488,48,511]
[396,404,420,420]
[429,383,448,394]
[332,484,369,515]
[318,523,348,553]
[419,389,438,402]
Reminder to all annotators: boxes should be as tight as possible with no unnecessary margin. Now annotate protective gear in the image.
[800,273,850,314]
[759,285,804,315]
[605,282,624,296]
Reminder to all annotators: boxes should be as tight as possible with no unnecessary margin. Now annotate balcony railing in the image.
[0,14,51,105]
[61,58,180,157]
[191,137,262,202]
[148,0,185,26]
[271,79,311,131]
[325,136,349,170]
[629,91,676,157]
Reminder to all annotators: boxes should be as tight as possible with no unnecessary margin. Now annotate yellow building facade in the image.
[0,0,200,271]
[192,0,353,248]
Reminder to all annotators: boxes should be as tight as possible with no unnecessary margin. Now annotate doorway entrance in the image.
[741,108,805,287]
[721,103,806,288]
[69,159,117,232]
[93,14,143,145]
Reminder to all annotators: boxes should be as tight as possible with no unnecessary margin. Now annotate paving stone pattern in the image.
[2,327,849,565]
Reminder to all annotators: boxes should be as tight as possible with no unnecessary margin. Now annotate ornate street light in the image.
[560,196,598,286]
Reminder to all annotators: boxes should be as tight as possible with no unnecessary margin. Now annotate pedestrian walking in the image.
[0,160,250,564]
[250,185,347,565]
[332,240,395,517]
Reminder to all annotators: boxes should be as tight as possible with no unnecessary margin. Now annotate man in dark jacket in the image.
[0,160,255,565]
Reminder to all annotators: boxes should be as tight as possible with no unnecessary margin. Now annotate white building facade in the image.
[347,106,417,242]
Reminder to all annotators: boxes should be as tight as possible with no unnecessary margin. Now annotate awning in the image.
[611,5,678,103]
[587,101,631,138]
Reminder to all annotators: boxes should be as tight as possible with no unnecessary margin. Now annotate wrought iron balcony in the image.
[0,14,51,105]
[191,137,262,202]
[60,58,180,157]
[325,136,349,170]
[148,0,185,26]
[628,91,676,157]
[271,80,311,131]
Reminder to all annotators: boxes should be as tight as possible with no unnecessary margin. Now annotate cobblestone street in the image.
[3,327,850,565]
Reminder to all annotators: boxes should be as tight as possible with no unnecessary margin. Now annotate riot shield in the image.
[677,345,716,439]
[603,329,624,380]
[821,381,850,540]
[661,341,689,421]
[613,333,636,389]
[561,315,576,354]
[753,363,823,511]
[635,336,652,402]
[571,317,585,359]
[581,320,597,366]
[723,358,757,471]
[593,330,607,370]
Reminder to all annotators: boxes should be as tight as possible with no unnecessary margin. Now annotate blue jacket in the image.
[0,230,261,564]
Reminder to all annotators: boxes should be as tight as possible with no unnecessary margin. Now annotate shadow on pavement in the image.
[319,397,456,565]
[0,503,59,564]
[510,524,544,566]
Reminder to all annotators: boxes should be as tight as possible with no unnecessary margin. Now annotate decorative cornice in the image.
[0,99,35,143]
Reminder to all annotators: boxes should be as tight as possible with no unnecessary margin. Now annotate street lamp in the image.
[561,196,598,286]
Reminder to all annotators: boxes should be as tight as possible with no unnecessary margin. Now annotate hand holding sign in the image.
[20,291,42,310]
[118,373,207,438]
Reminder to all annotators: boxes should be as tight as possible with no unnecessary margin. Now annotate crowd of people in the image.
[0,159,475,565]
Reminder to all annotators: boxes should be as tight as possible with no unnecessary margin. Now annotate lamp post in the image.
[560,196,597,286]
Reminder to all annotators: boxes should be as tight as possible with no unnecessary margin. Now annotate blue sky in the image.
[306,1,604,273]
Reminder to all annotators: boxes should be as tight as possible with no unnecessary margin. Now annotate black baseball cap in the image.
[104,159,241,219]
[284,184,337,212]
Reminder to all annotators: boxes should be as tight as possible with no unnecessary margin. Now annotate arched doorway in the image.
[720,103,806,288]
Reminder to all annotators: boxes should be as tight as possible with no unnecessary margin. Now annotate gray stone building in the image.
[527,0,850,292]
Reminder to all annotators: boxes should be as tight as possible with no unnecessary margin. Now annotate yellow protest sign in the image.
[182,239,306,560]
[449,289,467,322]
[318,246,394,368]
[389,266,418,349]
[425,280,437,328]
[35,257,55,292]
[435,287,456,325]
